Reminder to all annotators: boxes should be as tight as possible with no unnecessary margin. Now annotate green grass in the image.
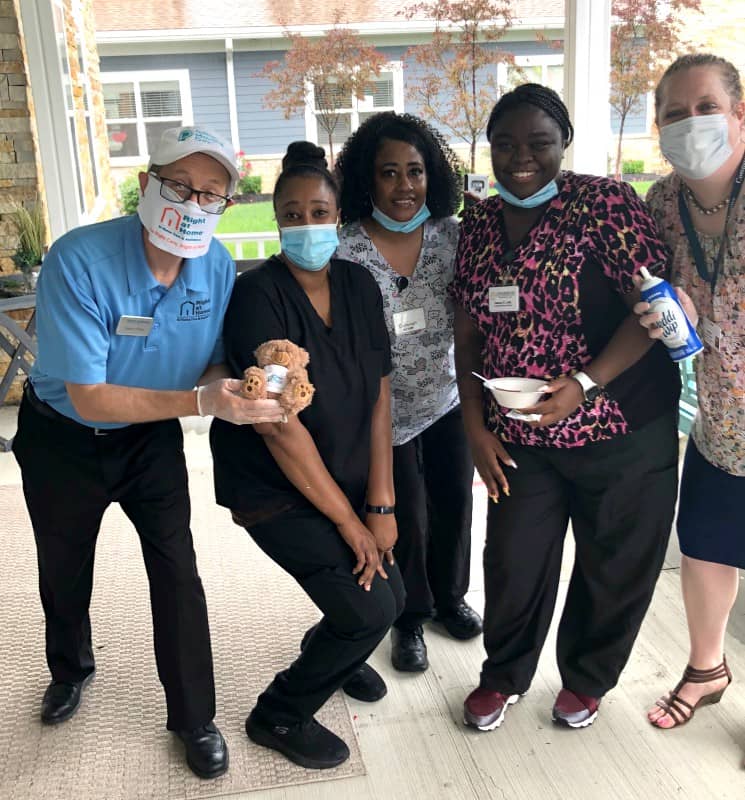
[629,180,653,198]
[216,201,279,258]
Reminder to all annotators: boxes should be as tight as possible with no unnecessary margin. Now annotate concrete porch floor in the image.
[1,404,744,800]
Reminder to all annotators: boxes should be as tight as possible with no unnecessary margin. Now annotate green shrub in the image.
[237,175,262,195]
[119,169,145,215]
[622,159,644,175]
[11,200,46,272]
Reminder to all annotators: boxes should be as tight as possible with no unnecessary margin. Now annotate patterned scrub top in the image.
[450,171,681,449]
[646,172,745,476]
[337,217,460,446]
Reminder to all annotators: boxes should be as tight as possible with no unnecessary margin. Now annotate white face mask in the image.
[659,113,733,180]
[137,179,220,259]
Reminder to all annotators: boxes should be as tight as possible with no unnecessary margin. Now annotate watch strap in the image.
[365,504,396,515]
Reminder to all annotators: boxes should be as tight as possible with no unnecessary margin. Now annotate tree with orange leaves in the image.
[259,21,387,164]
[402,0,515,171]
[611,0,702,179]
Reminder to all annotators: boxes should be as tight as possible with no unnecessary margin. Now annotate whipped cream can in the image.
[639,267,703,362]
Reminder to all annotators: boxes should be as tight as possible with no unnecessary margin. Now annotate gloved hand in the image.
[196,379,286,425]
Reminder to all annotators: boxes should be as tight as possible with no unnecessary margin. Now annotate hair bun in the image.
[282,141,328,172]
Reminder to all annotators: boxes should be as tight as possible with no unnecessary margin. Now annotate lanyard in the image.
[677,152,745,292]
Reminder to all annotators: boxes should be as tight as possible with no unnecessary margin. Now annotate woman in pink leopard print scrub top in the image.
[452,84,681,733]
[636,54,745,733]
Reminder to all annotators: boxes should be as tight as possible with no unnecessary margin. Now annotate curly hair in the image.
[273,141,340,210]
[655,54,743,120]
[486,83,574,146]
[335,112,463,223]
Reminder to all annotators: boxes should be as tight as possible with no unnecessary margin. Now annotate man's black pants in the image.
[244,506,405,726]
[479,412,679,698]
[12,394,216,731]
[392,406,474,630]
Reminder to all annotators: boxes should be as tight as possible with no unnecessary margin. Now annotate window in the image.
[100,71,193,164]
[505,56,564,97]
[306,64,404,146]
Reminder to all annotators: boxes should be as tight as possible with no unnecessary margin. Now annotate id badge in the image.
[393,307,426,336]
[488,285,519,313]
[701,317,724,352]
[116,315,154,336]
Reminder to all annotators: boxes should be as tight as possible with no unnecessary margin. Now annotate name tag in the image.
[701,317,724,352]
[116,315,154,336]
[393,307,426,336]
[488,285,519,313]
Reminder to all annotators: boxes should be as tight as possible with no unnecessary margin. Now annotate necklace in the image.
[684,185,728,215]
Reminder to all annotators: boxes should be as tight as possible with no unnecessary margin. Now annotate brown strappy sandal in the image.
[652,656,733,729]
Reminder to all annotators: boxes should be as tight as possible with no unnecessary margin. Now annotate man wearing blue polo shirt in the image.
[12,126,282,780]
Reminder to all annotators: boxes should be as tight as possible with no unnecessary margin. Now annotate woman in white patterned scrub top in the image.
[335,112,481,674]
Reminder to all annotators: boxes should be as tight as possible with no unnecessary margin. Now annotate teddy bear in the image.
[241,338,315,416]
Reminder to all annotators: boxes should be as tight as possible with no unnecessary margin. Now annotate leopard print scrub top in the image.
[450,171,680,448]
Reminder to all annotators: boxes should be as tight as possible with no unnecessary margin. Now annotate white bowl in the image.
[484,377,548,409]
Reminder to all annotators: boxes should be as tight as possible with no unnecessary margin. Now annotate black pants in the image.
[480,412,679,698]
[392,406,474,630]
[12,393,216,731]
[245,507,405,726]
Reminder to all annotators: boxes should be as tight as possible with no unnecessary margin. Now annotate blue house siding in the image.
[611,93,649,135]
[233,51,306,155]
[99,52,232,141]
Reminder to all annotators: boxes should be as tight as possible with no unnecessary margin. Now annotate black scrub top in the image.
[210,256,392,517]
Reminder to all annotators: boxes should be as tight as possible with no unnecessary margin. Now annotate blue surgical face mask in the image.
[495,179,559,209]
[371,202,431,233]
[280,224,339,272]
[659,113,733,180]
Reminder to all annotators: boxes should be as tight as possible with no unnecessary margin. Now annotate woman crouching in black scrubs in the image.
[210,141,405,770]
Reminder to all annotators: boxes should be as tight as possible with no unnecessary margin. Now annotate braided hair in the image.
[655,54,743,119]
[273,141,340,211]
[486,83,574,146]
[335,111,462,223]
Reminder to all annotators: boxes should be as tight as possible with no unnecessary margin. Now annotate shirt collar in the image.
[125,216,211,296]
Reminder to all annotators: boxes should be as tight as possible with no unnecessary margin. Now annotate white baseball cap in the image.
[148,126,239,195]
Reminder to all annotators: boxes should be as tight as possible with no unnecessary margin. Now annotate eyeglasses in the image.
[148,171,230,215]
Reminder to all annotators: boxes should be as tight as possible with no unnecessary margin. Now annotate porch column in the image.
[563,0,612,176]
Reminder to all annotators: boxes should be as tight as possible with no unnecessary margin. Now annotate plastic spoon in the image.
[471,371,521,390]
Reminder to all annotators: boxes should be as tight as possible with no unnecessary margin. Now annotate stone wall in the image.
[0,0,41,275]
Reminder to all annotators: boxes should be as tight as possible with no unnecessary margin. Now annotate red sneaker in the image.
[552,688,600,728]
[464,686,520,731]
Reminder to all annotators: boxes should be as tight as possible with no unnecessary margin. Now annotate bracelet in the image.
[195,386,206,417]
[365,504,395,515]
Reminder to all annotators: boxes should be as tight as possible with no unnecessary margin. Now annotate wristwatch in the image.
[573,370,604,402]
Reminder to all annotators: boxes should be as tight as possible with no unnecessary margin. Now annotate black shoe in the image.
[300,623,386,702]
[342,663,387,702]
[245,709,349,769]
[391,626,428,672]
[175,722,229,779]
[433,600,483,640]
[40,671,95,725]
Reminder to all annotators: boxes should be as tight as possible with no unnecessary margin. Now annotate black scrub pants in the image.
[12,391,216,731]
[392,406,474,631]
[479,412,679,699]
[244,507,405,726]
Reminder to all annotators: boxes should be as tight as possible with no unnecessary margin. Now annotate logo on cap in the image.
[178,129,194,142]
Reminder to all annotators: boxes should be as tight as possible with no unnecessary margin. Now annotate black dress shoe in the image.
[433,600,483,640]
[40,672,95,725]
[245,709,349,769]
[175,722,229,779]
[391,626,428,672]
[300,624,385,701]
[342,663,387,702]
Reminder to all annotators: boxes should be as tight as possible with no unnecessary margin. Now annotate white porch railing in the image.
[216,232,279,259]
